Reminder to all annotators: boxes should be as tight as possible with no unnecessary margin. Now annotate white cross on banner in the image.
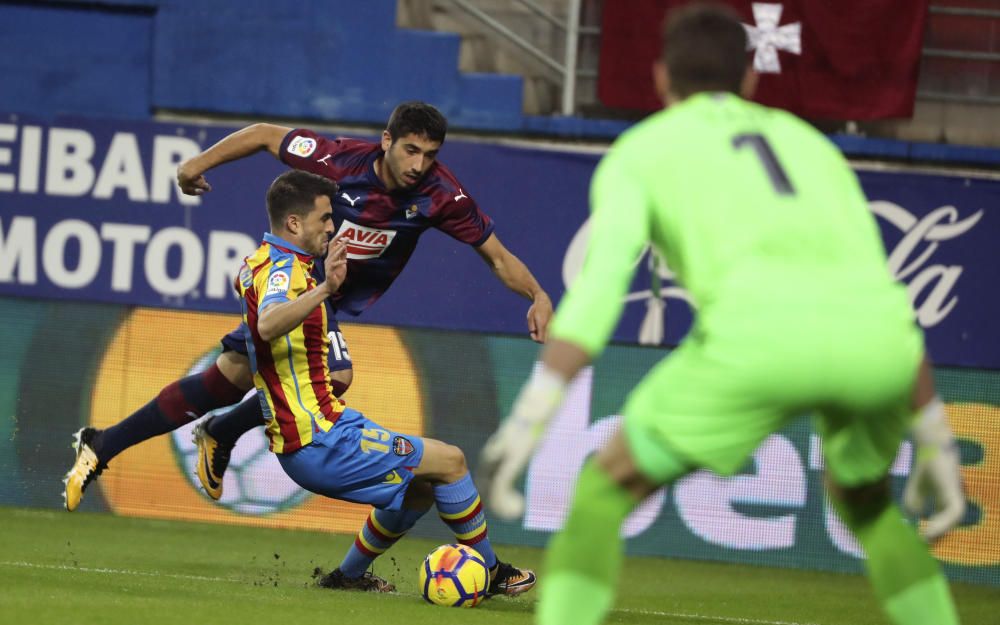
[597,0,929,120]
[743,3,801,74]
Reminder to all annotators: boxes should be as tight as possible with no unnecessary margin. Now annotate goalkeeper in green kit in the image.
[478,4,964,625]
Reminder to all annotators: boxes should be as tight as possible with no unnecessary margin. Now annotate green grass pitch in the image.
[0,507,993,625]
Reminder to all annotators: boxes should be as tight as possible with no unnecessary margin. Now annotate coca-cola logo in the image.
[871,201,983,328]
[562,201,983,342]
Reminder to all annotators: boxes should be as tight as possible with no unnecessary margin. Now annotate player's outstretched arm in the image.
[474,234,553,343]
[479,147,647,519]
[177,123,293,196]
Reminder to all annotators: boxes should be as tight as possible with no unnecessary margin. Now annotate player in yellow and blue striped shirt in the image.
[238,231,341,454]
[240,170,536,595]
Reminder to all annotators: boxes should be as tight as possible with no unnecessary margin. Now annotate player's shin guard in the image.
[833,496,960,625]
[434,473,497,569]
[538,461,635,625]
[96,364,245,462]
[338,508,426,578]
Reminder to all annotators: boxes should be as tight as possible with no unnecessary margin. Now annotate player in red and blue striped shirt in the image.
[278,126,496,316]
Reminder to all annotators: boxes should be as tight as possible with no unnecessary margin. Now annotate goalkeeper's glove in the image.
[477,365,567,521]
[902,398,966,542]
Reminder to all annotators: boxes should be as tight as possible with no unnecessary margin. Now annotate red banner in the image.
[598,0,929,120]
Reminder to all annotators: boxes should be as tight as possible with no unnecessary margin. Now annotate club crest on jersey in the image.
[405,204,419,220]
[335,220,397,259]
[393,436,414,456]
[287,136,317,157]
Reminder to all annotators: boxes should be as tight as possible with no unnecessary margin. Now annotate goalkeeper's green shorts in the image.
[622,309,922,488]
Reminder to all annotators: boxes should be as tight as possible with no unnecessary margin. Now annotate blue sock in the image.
[339,507,426,578]
[434,473,497,569]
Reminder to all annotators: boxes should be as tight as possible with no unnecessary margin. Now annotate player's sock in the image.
[205,395,265,447]
[94,364,245,463]
[330,376,349,397]
[338,508,426,578]
[538,460,635,625]
[834,497,959,625]
[434,473,498,569]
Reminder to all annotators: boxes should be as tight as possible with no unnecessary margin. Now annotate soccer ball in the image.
[419,544,490,608]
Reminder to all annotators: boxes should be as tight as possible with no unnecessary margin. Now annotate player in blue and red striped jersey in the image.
[233,168,535,593]
[62,103,546,595]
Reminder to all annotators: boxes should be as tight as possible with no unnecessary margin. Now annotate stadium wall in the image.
[0,113,996,367]
[0,302,997,585]
[0,113,997,585]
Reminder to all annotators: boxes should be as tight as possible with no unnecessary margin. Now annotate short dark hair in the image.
[266,170,339,229]
[386,101,448,144]
[662,3,748,98]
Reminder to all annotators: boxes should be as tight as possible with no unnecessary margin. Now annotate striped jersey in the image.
[237,232,342,454]
[279,130,495,315]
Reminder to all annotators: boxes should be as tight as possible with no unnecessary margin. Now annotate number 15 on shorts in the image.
[360,428,390,454]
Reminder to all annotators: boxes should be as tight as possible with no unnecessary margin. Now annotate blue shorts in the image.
[277,408,425,511]
[220,302,353,372]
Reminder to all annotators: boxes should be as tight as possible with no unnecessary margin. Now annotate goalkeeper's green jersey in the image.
[551,92,910,356]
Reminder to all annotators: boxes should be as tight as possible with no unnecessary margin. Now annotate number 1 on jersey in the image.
[732,133,795,196]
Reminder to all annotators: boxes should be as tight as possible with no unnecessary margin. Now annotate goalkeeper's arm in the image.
[477,339,590,520]
[478,146,650,519]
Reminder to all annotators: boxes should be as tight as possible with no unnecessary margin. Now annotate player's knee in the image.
[417,439,469,483]
[826,474,891,527]
[594,430,663,500]
[440,443,468,480]
[215,351,253,390]
[330,369,353,397]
